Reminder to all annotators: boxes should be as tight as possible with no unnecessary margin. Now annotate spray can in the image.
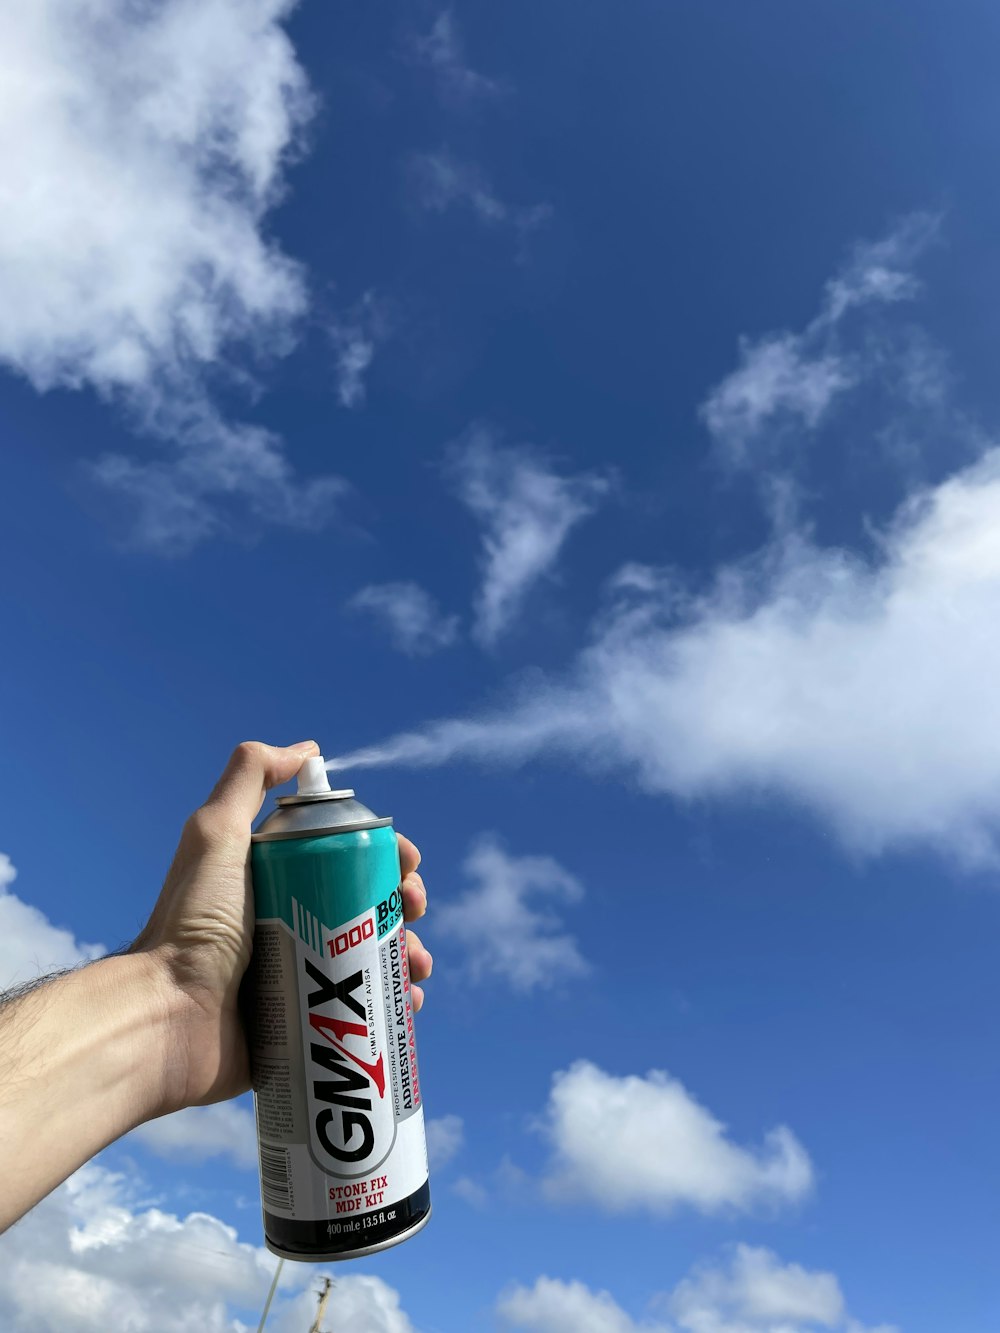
[248,756,431,1260]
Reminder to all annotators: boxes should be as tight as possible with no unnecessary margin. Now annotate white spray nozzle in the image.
[297,755,333,796]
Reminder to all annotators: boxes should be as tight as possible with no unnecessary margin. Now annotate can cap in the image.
[297,755,332,796]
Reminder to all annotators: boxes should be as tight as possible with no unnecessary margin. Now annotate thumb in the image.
[204,740,320,830]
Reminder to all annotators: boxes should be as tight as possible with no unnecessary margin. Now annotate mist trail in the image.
[323,690,589,776]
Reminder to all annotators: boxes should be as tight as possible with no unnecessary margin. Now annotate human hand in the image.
[132,741,432,1117]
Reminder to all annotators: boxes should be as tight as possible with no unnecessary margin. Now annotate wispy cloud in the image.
[328,291,393,409]
[539,1062,812,1216]
[701,213,940,462]
[453,1175,489,1208]
[425,1114,465,1170]
[92,403,348,555]
[406,11,503,104]
[498,1246,896,1333]
[349,581,460,655]
[0,0,341,550]
[447,426,610,645]
[130,1099,258,1171]
[437,836,588,992]
[408,149,552,240]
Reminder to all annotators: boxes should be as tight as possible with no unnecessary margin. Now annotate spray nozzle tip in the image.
[297,755,332,796]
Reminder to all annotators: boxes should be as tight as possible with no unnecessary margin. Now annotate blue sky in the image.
[2,2,1000,1330]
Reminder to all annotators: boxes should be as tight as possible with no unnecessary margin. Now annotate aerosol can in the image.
[249,757,430,1260]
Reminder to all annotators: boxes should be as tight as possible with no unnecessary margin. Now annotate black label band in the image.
[264,1179,431,1260]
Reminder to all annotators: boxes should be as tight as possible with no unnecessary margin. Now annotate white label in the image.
[252,905,428,1223]
[297,904,397,1178]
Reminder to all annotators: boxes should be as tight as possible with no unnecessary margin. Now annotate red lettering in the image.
[309,1013,387,1098]
[326,915,376,956]
[310,1012,367,1043]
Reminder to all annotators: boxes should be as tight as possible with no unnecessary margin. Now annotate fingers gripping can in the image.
[249,757,430,1260]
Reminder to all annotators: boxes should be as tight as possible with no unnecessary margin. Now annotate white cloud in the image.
[270,1279,416,1333]
[349,581,460,655]
[0,0,343,549]
[329,291,392,408]
[408,150,552,238]
[453,1175,489,1208]
[450,1155,529,1212]
[539,1062,812,1216]
[425,1114,464,1170]
[0,1163,416,1333]
[823,214,937,322]
[498,1248,897,1333]
[407,11,502,103]
[92,405,348,554]
[702,335,855,458]
[700,214,939,461]
[270,1276,416,1333]
[499,1276,667,1333]
[438,837,587,991]
[447,426,610,645]
[668,1245,898,1333]
[329,439,1000,867]
[0,854,103,991]
[0,0,310,396]
[130,1100,258,1171]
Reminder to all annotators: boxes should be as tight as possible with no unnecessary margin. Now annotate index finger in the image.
[397,834,421,877]
[203,740,321,830]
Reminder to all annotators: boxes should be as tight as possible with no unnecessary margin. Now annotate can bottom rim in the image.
[263,1206,432,1264]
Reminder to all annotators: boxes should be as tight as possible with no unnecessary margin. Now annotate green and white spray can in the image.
[249,756,430,1260]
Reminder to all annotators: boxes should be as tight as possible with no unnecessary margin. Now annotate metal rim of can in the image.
[251,815,393,843]
[275,789,357,807]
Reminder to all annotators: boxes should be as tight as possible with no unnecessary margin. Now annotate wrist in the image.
[118,947,195,1121]
[128,938,252,1115]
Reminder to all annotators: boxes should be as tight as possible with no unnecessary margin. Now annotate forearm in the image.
[0,952,183,1231]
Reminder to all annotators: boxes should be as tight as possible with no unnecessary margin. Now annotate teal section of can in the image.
[252,824,401,934]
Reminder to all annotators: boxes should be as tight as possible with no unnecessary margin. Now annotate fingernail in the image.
[289,740,318,753]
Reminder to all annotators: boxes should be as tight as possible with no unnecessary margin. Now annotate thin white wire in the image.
[256,1256,284,1332]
